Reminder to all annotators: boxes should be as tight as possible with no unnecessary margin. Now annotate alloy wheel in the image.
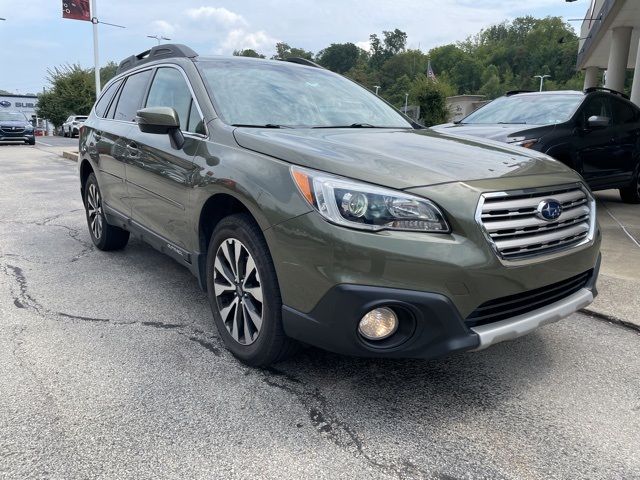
[86,183,104,240]
[213,238,264,345]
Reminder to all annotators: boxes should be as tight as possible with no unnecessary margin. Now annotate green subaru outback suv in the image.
[78,44,601,366]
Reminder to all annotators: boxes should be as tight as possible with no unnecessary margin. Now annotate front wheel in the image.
[620,168,640,204]
[206,214,297,366]
[83,173,130,250]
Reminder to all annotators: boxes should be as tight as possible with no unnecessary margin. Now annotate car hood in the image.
[232,127,571,189]
[430,122,552,143]
[0,120,31,128]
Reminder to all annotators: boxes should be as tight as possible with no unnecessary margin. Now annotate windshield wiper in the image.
[498,121,527,125]
[231,123,292,129]
[312,123,379,129]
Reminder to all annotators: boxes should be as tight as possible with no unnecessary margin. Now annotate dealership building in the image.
[578,0,640,105]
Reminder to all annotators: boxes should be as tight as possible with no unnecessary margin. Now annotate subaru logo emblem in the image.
[537,199,563,221]
[0,101,11,108]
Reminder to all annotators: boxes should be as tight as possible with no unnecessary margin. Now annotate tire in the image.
[27,138,35,146]
[83,173,130,250]
[620,168,640,204]
[206,213,298,366]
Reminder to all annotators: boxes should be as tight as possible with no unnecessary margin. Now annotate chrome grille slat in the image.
[481,190,584,213]
[484,206,590,236]
[477,184,595,262]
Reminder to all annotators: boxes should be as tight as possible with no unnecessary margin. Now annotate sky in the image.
[0,0,590,94]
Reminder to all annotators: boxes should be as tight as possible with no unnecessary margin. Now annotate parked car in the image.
[62,115,88,137]
[432,89,640,203]
[78,44,601,366]
[0,111,35,145]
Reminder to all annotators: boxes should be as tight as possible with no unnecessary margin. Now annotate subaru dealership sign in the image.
[0,94,38,117]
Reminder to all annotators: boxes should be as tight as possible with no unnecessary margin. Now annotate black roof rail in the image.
[505,90,535,96]
[283,57,323,68]
[116,44,198,75]
[584,86,629,99]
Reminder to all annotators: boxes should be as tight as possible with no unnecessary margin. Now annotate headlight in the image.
[291,166,450,233]
[508,137,539,149]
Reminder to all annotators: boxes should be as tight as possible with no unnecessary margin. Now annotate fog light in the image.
[358,307,398,341]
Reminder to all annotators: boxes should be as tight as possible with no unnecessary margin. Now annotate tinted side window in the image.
[112,69,153,122]
[582,96,612,123]
[94,79,122,118]
[145,67,200,132]
[611,98,638,125]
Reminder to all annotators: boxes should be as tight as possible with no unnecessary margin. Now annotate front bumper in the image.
[0,134,34,143]
[282,258,599,358]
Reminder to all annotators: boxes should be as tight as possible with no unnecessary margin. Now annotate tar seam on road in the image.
[580,307,640,334]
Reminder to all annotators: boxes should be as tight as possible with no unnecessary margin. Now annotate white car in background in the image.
[62,115,88,138]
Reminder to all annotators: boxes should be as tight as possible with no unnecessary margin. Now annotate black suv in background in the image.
[0,111,35,145]
[432,89,640,203]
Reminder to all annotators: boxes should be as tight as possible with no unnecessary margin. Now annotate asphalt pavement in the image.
[1,144,639,480]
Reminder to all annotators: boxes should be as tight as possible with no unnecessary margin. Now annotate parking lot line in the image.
[36,140,53,147]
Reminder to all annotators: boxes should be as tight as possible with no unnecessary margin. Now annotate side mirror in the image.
[136,107,185,149]
[587,115,610,129]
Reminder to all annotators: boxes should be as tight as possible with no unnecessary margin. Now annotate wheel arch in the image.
[79,159,95,202]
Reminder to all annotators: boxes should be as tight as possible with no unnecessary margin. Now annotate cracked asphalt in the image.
[1,144,639,480]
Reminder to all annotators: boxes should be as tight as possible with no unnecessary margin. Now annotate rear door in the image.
[610,96,640,183]
[575,94,619,186]
[125,66,205,249]
[94,69,153,217]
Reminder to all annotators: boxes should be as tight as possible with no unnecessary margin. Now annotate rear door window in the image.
[610,98,639,125]
[111,69,153,122]
[94,79,122,118]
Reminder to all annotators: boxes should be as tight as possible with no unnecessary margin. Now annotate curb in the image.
[62,151,78,162]
[580,307,640,334]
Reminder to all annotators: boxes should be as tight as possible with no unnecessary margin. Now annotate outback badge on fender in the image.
[537,199,563,221]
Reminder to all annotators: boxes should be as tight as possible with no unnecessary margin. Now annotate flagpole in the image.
[91,0,101,97]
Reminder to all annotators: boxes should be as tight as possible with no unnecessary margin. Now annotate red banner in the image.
[62,0,91,22]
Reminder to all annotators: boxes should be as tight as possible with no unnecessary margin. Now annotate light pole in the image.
[404,93,409,113]
[90,0,100,97]
[147,35,171,45]
[374,85,381,96]
[534,74,551,92]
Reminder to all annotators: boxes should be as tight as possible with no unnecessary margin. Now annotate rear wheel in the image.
[206,214,297,366]
[620,168,640,204]
[83,173,130,250]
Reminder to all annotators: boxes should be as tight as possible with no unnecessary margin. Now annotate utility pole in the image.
[91,0,100,97]
[404,93,409,113]
[374,85,381,96]
[147,35,171,45]
[534,74,551,92]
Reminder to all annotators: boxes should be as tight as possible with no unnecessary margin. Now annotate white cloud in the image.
[220,28,278,54]
[185,6,247,26]
[150,20,176,36]
[355,40,371,52]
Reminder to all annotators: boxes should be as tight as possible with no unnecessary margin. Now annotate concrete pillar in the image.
[584,66,601,90]
[605,27,632,93]
[631,33,640,106]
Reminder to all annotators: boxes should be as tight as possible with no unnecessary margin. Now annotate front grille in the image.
[1,126,25,134]
[478,184,594,261]
[465,270,592,327]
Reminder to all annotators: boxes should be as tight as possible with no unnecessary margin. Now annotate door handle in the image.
[127,142,139,156]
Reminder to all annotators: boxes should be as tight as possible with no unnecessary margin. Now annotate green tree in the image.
[233,49,266,58]
[409,74,455,126]
[36,64,95,127]
[317,43,363,73]
[99,61,118,85]
[271,42,314,60]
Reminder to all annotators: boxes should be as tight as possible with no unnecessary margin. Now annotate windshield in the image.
[0,112,28,122]
[198,60,412,128]
[461,94,583,125]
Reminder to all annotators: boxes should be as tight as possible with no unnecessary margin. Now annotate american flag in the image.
[427,60,437,81]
